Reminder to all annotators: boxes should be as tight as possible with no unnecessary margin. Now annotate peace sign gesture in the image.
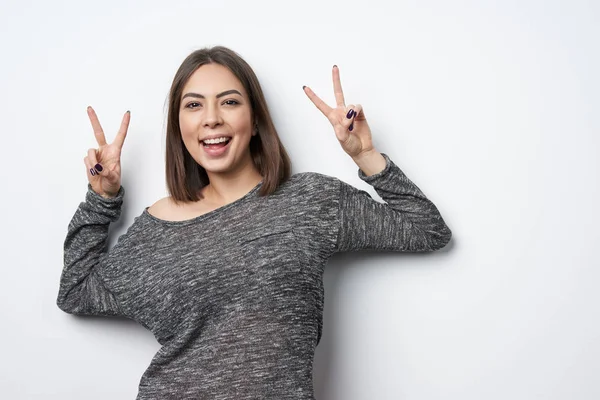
[303,65,374,159]
[84,106,130,198]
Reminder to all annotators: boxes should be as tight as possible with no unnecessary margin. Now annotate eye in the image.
[223,99,239,106]
[185,102,201,109]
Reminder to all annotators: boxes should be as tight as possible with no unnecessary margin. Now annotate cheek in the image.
[231,111,253,132]
[178,114,194,137]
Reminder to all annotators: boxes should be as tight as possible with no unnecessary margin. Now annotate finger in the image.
[348,104,363,131]
[113,110,131,149]
[87,106,107,147]
[88,148,104,176]
[84,156,98,178]
[332,65,345,107]
[344,104,356,130]
[303,86,332,117]
[352,104,364,120]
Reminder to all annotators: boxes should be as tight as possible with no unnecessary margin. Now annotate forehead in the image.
[182,63,246,97]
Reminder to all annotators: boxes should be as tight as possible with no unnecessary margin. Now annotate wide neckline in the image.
[142,180,263,226]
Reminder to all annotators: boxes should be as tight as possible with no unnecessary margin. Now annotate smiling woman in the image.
[181,89,243,154]
[176,63,260,196]
[58,45,452,400]
[165,48,292,207]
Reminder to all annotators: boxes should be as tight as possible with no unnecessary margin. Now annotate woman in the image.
[58,46,452,399]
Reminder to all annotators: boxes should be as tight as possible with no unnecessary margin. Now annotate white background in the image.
[1,0,599,399]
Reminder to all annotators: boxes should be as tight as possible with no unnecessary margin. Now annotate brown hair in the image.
[165,46,292,204]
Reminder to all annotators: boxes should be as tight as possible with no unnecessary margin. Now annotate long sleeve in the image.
[57,183,128,317]
[335,152,452,253]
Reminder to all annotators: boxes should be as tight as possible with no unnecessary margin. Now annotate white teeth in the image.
[203,137,230,144]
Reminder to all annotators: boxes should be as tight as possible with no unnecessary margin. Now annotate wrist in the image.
[352,149,386,177]
[90,185,119,199]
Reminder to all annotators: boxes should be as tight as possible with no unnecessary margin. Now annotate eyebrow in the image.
[181,89,242,100]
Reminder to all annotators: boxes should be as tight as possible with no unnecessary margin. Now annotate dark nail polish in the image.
[90,168,96,176]
[352,110,357,118]
[333,64,338,69]
[95,163,103,172]
[346,109,354,119]
[349,123,354,131]
[302,85,306,90]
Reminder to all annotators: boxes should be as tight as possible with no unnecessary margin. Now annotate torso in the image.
[105,171,339,398]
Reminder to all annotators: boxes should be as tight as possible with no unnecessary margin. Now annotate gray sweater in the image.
[57,152,451,400]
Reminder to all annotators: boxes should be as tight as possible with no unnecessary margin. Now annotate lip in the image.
[201,136,232,157]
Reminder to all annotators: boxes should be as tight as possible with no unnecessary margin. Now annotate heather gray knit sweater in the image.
[57,153,451,400]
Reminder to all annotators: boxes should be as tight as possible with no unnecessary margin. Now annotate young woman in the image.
[58,46,452,399]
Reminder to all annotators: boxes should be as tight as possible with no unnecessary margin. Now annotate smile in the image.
[200,137,232,157]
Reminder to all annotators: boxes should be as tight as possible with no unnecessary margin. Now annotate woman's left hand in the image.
[303,65,374,159]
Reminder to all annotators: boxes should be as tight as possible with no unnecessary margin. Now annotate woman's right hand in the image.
[84,106,131,199]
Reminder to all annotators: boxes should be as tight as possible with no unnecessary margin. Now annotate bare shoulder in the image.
[146,195,214,222]
[146,196,175,220]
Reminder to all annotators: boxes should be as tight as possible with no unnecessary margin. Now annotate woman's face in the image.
[179,63,255,178]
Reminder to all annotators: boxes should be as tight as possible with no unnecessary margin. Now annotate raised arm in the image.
[57,184,128,316]
[303,66,451,253]
[57,106,131,316]
[335,152,451,253]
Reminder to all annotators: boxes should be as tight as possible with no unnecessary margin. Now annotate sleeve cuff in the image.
[357,152,394,182]
[86,183,125,205]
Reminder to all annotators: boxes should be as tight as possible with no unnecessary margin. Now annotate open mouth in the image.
[201,136,232,148]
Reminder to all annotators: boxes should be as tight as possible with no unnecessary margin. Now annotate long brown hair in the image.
[165,46,292,204]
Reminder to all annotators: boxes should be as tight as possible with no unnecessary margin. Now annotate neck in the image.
[203,166,263,205]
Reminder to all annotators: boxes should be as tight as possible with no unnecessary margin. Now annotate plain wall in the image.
[1,0,599,399]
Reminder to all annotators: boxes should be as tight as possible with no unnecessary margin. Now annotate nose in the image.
[203,102,223,128]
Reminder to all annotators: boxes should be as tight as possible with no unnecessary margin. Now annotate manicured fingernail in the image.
[95,163,103,172]
[346,109,354,119]
[302,85,306,90]
[352,110,357,118]
[90,168,96,176]
[349,123,354,131]
[333,64,338,69]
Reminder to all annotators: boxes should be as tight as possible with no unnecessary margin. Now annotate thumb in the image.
[352,104,365,121]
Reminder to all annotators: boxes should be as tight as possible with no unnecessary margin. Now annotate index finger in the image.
[303,86,333,117]
[113,110,131,150]
[87,106,107,147]
[332,65,345,107]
